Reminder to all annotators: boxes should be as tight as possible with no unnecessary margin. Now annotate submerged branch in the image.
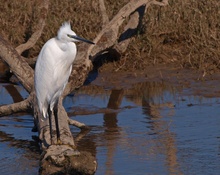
[68,118,88,129]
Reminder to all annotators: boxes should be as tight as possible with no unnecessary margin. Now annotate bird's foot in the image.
[56,138,63,145]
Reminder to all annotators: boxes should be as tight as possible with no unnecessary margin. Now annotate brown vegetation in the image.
[0,0,219,174]
[0,0,219,73]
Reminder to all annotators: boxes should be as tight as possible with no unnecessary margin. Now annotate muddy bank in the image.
[90,64,220,98]
[1,59,220,98]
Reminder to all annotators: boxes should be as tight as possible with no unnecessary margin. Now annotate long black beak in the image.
[68,34,95,44]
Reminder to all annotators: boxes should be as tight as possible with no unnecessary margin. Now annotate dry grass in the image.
[0,0,219,72]
[121,0,220,72]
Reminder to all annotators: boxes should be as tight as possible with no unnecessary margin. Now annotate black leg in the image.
[48,105,53,145]
[54,103,61,144]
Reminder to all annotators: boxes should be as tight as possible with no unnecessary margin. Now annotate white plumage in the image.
[34,22,94,144]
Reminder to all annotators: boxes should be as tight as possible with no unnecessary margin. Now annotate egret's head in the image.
[57,22,94,44]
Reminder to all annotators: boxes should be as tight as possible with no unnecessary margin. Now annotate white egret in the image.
[34,22,94,144]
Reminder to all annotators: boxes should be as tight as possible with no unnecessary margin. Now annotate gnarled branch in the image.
[15,0,50,55]
[87,0,169,58]
[0,36,34,92]
[0,94,32,117]
[0,0,169,174]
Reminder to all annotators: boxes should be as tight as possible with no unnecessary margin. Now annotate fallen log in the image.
[0,0,169,174]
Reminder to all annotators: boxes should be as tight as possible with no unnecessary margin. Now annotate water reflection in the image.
[125,82,182,175]
[68,82,181,174]
[0,120,40,175]
[0,83,28,106]
[0,82,39,175]
[1,80,220,175]
[69,89,124,175]
[0,130,40,154]
[4,85,24,102]
[69,81,220,175]
[142,98,181,175]
[139,82,182,175]
[103,89,123,175]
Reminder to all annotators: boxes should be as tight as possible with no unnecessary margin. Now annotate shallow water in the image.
[0,81,219,175]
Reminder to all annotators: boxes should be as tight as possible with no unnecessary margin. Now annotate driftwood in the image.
[0,0,168,174]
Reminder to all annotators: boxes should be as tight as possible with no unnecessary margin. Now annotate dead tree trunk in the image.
[0,0,168,174]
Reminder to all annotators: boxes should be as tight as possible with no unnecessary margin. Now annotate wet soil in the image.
[92,63,220,98]
[1,59,220,98]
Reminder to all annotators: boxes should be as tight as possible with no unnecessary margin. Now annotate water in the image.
[0,81,219,175]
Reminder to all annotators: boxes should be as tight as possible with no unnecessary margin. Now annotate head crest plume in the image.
[57,21,72,40]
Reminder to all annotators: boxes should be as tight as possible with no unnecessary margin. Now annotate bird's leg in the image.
[48,105,54,145]
[54,103,62,145]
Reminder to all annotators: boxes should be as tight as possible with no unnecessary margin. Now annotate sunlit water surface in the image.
[0,81,219,175]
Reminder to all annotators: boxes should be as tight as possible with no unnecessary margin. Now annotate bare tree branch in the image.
[152,0,169,6]
[0,36,34,92]
[114,5,146,53]
[99,0,109,27]
[15,0,50,55]
[87,0,168,58]
[0,1,169,174]
[0,94,32,117]
[35,97,97,175]
[68,118,88,129]
[35,98,75,149]
[63,58,93,97]
[0,0,49,135]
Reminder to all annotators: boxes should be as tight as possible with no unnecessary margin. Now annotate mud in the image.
[92,64,220,98]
